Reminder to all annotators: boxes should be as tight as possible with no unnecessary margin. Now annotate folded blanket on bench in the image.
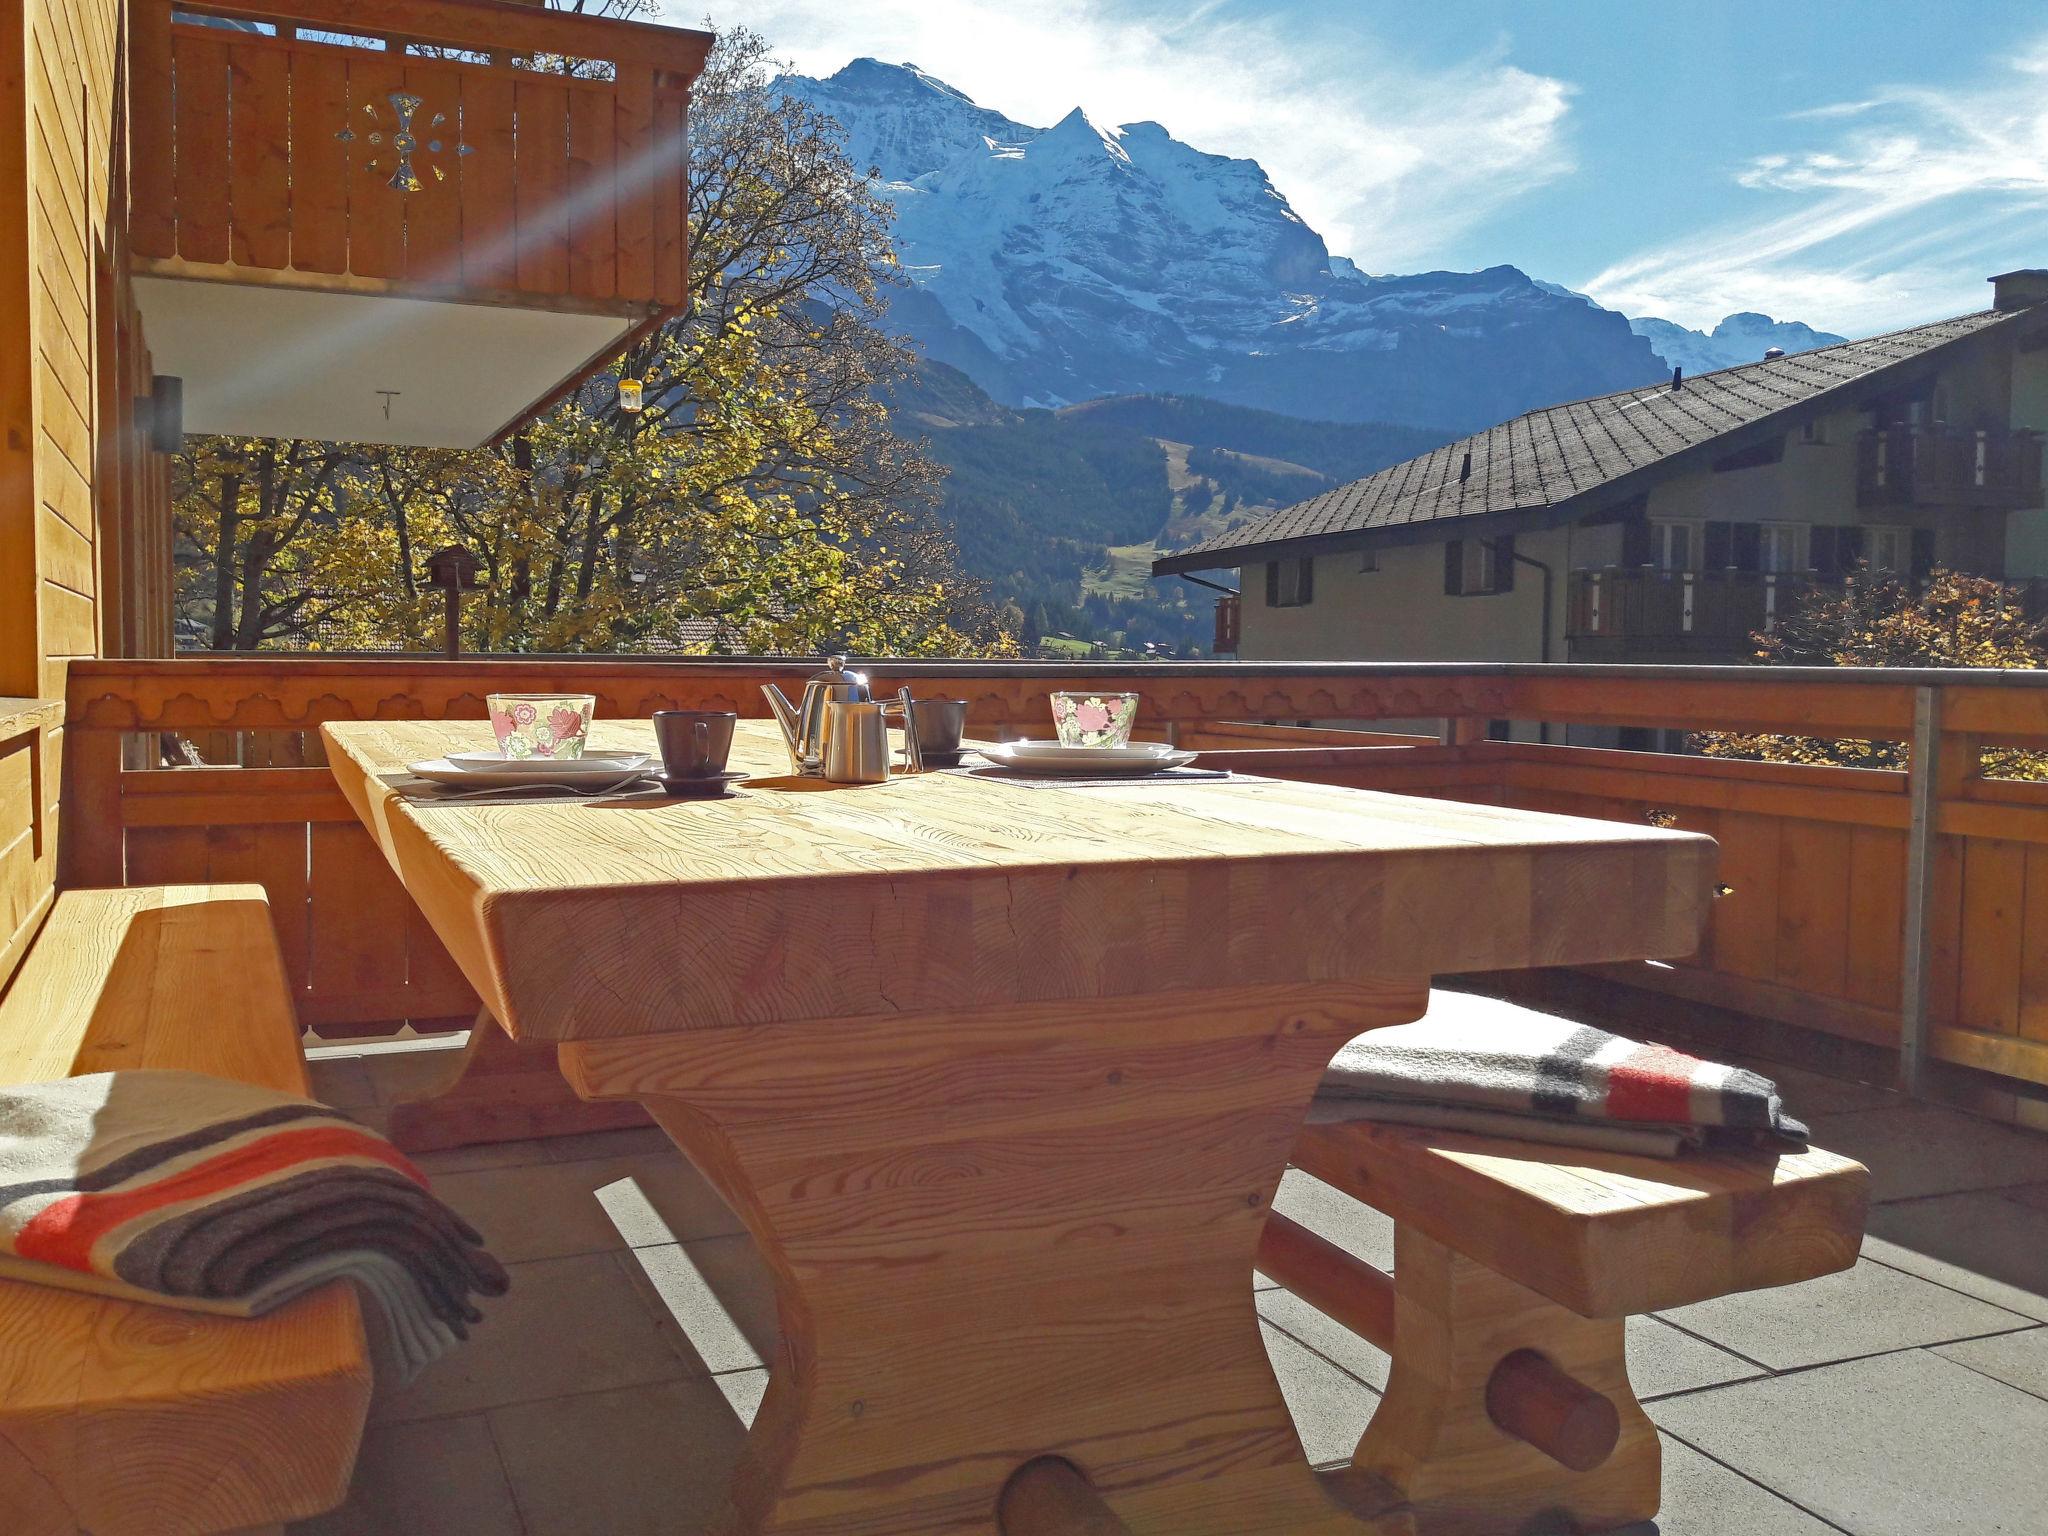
[1315,1004,1809,1158]
[0,1070,507,1381]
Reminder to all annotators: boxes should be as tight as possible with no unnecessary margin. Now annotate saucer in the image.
[656,771,748,797]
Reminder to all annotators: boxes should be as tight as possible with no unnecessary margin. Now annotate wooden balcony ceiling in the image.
[134,274,634,447]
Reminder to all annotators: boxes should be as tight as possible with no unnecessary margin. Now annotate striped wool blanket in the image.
[0,1070,506,1381]
[1313,998,1810,1157]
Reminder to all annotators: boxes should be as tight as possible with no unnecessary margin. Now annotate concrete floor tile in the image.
[539,1124,678,1163]
[291,1412,523,1536]
[371,1251,700,1424]
[1863,1189,2048,1323]
[490,1377,752,1535]
[413,1138,558,1176]
[1628,1316,1764,1400]
[621,1237,779,1374]
[1936,1326,2048,1402]
[1732,1057,1901,1118]
[431,1153,744,1264]
[1256,1286,1390,1390]
[1652,1349,2048,1535]
[715,1367,769,1427]
[1260,1320,1379,1470]
[1606,1434,1843,1536]
[593,1154,747,1248]
[1805,1102,2048,1203]
[1273,1169,1396,1271]
[1657,1257,2031,1370]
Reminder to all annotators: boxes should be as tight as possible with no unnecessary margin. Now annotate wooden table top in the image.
[325,719,1716,1040]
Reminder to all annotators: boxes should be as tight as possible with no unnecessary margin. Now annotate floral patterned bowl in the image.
[486,693,597,760]
[1051,691,1141,749]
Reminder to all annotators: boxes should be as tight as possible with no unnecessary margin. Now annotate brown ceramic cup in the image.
[652,711,737,778]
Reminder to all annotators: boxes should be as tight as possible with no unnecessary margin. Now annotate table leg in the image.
[561,981,1429,1536]
[384,1009,653,1154]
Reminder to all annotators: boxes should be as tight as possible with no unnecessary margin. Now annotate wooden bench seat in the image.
[1262,997,1871,1536]
[1291,1119,1869,1319]
[0,885,372,1536]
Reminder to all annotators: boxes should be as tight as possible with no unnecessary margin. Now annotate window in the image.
[1809,526,1864,577]
[1757,523,1809,573]
[1801,420,1828,447]
[1863,526,1937,575]
[1621,518,1698,570]
[1651,520,1697,571]
[1444,536,1514,596]
[1264,557,1314,608]
[1358,549,1381,574]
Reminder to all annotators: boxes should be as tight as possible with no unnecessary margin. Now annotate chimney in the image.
[1990,269,2048,312]
[1763,347,1786,361]
[1459,451,1472,484]
[1671,366,1684,391]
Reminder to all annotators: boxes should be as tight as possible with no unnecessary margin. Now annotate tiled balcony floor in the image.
[296,1024,2048,1536]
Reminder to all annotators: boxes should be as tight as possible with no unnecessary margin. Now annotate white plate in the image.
[978,744,1198,776]
[997,739,1179,763]
[445,750,650,773]
[406,757,652,790]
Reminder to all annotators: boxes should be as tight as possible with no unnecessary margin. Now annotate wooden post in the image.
[1899,685,1943,1097]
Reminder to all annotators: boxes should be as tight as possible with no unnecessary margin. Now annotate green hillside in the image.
[890,364,1454,655]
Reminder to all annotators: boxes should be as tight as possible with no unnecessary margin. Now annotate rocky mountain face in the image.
[1630,312,1850,376]
[783,61,1840,434]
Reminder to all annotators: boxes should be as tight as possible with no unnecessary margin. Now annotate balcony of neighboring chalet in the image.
[1856,426,2045,511]
[128,0,711,447]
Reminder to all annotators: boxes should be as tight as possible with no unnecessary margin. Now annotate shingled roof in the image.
[1153,306,2032,575]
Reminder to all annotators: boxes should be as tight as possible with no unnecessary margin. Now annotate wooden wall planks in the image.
[133,15,708,312]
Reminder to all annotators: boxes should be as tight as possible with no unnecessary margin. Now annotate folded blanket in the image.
[1315,999,1808,1158]
[0,1070,507,1382]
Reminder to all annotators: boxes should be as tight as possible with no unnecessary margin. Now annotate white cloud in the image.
[1585,40,2048,334]
[674,0,1575,269]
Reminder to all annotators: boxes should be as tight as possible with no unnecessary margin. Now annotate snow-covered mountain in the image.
[782,61,1841,433]
[1629,313,1850,377]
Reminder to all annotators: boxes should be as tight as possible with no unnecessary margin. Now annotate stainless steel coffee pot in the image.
[762,656,869,775]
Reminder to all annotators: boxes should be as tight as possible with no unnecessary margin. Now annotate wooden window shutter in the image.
[1622,519,1653,568]
[1703,520,1733,569]
[1265,562,1280,607]
[1298,557,1314,604]
[1495,536,1516,593]
[1444,541,1464,596]
[1731,523,1762,572]
[1911,528,1936,578]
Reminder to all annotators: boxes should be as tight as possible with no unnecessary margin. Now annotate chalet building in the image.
[1156,271,2048,667]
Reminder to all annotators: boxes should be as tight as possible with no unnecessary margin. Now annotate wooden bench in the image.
[0,885,373,1536]
[1265,1001,1871,1536]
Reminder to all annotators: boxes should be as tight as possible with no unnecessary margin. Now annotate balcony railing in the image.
[1857,428,2045,511]
[49,656,2048,1117]
[130,0,711,311]
[1568,568,1823,654]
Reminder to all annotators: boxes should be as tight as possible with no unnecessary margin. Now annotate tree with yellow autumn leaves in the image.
[1695,569,2048,777]
[173,28,1014,658]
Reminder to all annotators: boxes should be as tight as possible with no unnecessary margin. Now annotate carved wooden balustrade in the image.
[55,657,2048,1107]
[131,0,711,312]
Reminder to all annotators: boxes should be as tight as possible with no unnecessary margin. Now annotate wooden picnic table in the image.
[324,718,1715,1535]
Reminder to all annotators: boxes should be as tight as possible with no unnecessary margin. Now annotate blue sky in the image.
[687,0,2048,337]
